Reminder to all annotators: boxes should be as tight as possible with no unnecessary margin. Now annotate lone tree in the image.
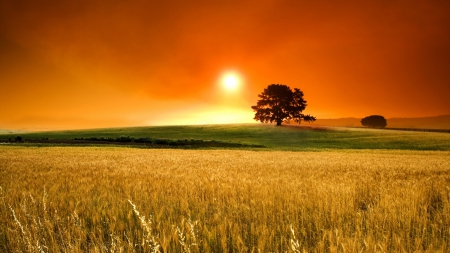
[361,115,387,128]
[251,84,316,126]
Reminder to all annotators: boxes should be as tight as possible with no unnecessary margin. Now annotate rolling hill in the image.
[1,123,449,151]
[305,115,450,129]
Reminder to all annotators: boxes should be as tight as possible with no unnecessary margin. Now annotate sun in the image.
[221,72,240,91]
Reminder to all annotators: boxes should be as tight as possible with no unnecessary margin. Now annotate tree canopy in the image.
[251,84,316,126]
[361,115,387,128]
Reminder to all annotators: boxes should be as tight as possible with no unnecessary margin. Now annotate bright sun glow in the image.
[221,72,240,90]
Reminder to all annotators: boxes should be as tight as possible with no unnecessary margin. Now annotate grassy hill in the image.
[305,115,450,129]
[1,123,449,151]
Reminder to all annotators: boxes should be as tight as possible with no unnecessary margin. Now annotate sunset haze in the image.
[1,0,449,129]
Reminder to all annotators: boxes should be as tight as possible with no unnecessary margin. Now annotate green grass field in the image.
[1,123,450,151]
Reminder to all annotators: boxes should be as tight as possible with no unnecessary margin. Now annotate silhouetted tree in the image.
[251,84,316,126]
[361,115,387,128]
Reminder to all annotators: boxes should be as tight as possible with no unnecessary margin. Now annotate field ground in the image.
[1,125,449,252]
[1,123,450,151]
[1,146,450,252]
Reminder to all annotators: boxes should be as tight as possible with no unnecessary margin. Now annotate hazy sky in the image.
[1,0,449,129]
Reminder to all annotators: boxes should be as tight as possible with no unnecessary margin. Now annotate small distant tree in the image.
[251,84,316,126]
[361,115,387,128]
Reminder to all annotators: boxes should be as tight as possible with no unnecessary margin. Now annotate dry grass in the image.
[1,146,449,252]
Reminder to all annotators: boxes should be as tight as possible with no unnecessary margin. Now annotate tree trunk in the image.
[276,119,282,126]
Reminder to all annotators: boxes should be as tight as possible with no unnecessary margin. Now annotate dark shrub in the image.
[117,136,133,142]
[361,115,387,128]
[135,138,152,143]
[154,139,169,145]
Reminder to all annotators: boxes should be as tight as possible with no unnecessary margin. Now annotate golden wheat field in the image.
[1,146,449,252]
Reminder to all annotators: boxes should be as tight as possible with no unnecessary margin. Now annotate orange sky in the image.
[1,0,449,130]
